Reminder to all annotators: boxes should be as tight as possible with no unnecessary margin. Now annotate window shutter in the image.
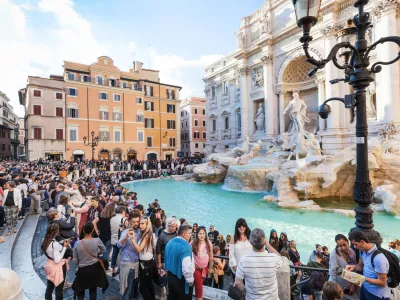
[151,119,154,128]
[76,109,79,118]
[67,109,70,118]
[106,131,110,141]
[151,102,154,111]
[173,104,175,113]
[100,111,102,119]
[105,112,109,120]
[150,86,154,96]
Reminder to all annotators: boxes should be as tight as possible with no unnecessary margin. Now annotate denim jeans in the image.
[111,244,120,268]
[121,268,138,300]
[100,239,112,262]
[360,285,390,300]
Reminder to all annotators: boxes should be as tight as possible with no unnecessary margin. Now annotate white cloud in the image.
[152,53,224,99]
[0,0,222,116]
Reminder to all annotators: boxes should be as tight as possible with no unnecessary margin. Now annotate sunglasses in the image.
[237,224,246,228]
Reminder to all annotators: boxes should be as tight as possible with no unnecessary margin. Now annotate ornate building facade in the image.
[204,0,400,154]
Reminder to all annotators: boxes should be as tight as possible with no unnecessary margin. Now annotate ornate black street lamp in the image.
[83,131,99,164]
[292,0,400,244]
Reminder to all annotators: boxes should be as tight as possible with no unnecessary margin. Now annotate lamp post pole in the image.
[83,131,99,166]
[292,0,400,244]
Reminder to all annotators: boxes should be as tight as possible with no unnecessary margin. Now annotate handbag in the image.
[228,284,245,300]
[80,240,108,272]
[154,268,168,287]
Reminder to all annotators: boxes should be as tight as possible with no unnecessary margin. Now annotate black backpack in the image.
[371,247,400,288]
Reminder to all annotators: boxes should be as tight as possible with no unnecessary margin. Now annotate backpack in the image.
[371,247,400,288]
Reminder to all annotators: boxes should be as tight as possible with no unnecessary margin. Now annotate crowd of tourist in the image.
[0,159,399,300]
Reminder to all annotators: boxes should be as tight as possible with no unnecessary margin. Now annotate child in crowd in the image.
[323,281,344,300]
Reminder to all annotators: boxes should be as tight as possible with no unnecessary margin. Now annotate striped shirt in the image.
[236,251,284,300]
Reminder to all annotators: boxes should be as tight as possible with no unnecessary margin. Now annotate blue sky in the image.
[1,0,264,116]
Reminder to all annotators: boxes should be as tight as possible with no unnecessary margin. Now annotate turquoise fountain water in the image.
[123,179,399,260]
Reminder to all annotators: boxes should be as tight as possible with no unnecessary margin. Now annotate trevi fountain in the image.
[188,93,400,217]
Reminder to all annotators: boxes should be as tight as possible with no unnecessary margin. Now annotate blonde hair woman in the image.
[130,216,156,300]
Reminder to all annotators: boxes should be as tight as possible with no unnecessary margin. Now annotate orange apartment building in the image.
[64,56,181,161]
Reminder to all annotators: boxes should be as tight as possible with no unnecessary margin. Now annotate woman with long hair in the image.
[328,234,358,300]
[279,232,289,252]
[72,222,108,300]
[47,208,77,242]
[215,234,227,256]
[269,229,280,252]
[289,240,301,266]
[42,223,70,300]
[191,226,213,300]
[93,203,115,261]
[129,216,156,300]
[229,218,252,278]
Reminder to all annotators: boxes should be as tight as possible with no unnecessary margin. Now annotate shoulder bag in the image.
[80,240,109,272]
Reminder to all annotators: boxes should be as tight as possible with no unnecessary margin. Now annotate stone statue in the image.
[366,81,377,119]
[250,140,263,156]
[235,30,245,50]
[283,92,310,135]
[305,133,322,156]
[252,68,264,88]
[254,103,265,132]
[232,135,251,156]
[260,7,271,34]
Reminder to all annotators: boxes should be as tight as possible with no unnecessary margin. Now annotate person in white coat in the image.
[3,181,22,236]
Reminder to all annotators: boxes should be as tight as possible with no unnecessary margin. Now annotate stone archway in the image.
[98,148,110,160]
[112,147,123,160]
[127,148,137,160]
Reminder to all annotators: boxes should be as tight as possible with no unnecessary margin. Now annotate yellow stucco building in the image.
[64,56,181,161]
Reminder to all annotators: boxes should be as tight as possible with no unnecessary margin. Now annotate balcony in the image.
[66,74,143,91]
[221,92,230,106]
[162,144,175,150]
[209,99,217,110]
[221,129,231,140]
[209,131,217,140]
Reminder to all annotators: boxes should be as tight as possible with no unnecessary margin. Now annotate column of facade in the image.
[239,66,250,138]
[373,0,400,123]
[261,54,276,138]
[278,89,286,134]
[321,25,342,131]
[315,76,326,131]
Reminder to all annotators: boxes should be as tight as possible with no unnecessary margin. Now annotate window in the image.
[194,108,198,114]
[185,121,188,127]
[109,78,116,87]
[223,81,229,94]
[100,111,109,120]
[225,117,229,130]
[211,87,216,98]
[33,105,42,115]
[185,133,188,139]
[1,144,4,151]
[181,111,184,117]
[56,129,63,140]
[167,104,175,113]
[138,131,144,142]
[237,112,241,128]
[145,118,154,128]
[181,122,183,128]
[167,89,175,100]
[145,101,154,111]
[34,128,42,139]
[99,92,108,100]
[203,109,206,115]
[68,88,78,96]
[203,132,206,139]
[167,120,176,129]
[195,143,199,148]
[114,130,121,142]
[169,138,176,147]
[113,112,122,121]
[67,108,79,118]
[202,120,206,127]
[100,131,110,141]
[114,94,121,102]
[82,75,91,82]
[96,76,103,85]
[122,82,128,88]
[69,128,77,141]
[194,132,200,138]
[136,97,143,104]
[55,107,63,117]
[3,110,8,118]
[147,137,153,147]
[67,73,75,80]
[33,90,41,97]
[136,114,144,123]
[55,92,63,100]
[145,85,153,96]
[194,119,198,126]
[212,119,217,131]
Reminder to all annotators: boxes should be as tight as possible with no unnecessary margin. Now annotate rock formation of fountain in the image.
[191,94,400,216]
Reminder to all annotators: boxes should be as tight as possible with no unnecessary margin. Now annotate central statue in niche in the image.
[283,92,310,158]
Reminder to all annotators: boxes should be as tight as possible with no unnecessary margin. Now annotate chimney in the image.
[133,61,143,73]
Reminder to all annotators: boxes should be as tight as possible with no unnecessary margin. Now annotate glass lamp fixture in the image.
[337,19,357,64]
[292,0,322,37]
